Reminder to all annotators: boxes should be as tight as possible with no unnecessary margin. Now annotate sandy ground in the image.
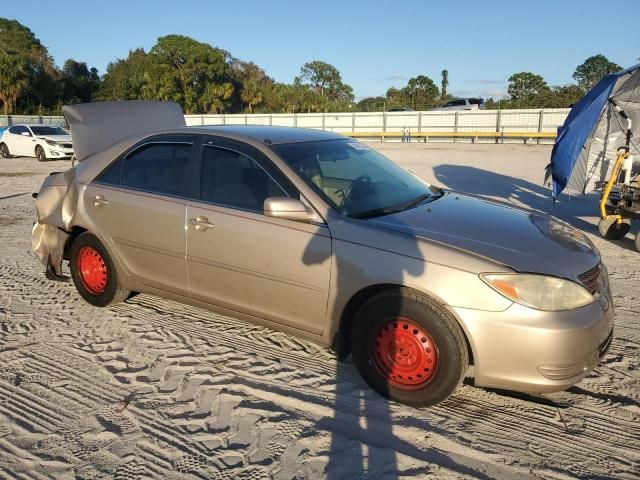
[0,143,639,479]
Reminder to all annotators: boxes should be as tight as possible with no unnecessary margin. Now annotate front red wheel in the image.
[372,317,438,390]
[351,288,468,407]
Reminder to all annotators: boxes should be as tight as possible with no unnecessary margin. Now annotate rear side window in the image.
[121,143,192,196]
[95,157,124,185]
[199,146,286,211]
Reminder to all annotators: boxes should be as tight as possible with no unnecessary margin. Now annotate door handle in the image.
[93,195,109,207]
[189,216,214,231]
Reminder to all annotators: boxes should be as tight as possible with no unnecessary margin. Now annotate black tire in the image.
[35,145,47,162]
[350,288,468,407]
[635,231,640,253]
[598,217,630,240]
[0,142,10,158]
[69,232,130,307]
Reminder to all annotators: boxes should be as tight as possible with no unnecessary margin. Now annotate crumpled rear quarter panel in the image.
[31,169,76,273]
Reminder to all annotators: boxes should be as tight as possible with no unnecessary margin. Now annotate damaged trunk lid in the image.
[62,100,185,162]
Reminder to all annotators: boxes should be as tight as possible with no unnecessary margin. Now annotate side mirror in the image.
[21,131,31,137]
[264,197,316,223]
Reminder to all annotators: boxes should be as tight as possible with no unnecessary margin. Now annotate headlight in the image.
[480,273,594,311]
[45,139,58,146]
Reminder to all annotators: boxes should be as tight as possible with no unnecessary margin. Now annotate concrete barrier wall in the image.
[0,108,570,144]
[183,109,569,143]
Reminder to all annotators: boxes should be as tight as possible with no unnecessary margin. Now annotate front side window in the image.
[199,146,286,211]
[272,139,441,218]
[119,143,192,196]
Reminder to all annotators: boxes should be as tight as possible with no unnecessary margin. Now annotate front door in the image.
[186,140,332,334]
[84,138,195,294]
[11,126,33,156]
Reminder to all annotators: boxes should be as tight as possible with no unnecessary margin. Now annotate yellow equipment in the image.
[598,144,640,251]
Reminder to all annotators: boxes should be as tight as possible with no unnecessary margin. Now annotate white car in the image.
[0,124,74,161]
[432,98,486,111]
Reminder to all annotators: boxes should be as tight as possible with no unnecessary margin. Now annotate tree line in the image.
[0,18,623,115]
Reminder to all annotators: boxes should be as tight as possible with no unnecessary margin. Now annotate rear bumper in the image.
[453,280,614,394]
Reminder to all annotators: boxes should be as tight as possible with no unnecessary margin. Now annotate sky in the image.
[4,0,639,101]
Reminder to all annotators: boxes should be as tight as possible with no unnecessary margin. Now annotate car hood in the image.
[369,192,599,280]
[38,135,72,143]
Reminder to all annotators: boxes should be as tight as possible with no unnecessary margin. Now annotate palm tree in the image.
[0,54,29,114]
[241,80,264,113]
[441,70,449,98]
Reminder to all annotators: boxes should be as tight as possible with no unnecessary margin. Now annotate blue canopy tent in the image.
[550,64,640,198]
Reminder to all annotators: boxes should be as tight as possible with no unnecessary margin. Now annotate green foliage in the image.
[507,72,549,106]
[295,60,354,111]
[0,18,57,114]
[357,96,387,112]
[61,59,100,104]
[97,49,154,101]
[383,76,440,110]
[229,60,272,113]
[573,54,621,91]
[149,35,229,114]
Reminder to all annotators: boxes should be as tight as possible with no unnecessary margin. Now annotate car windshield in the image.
[272,139,441,218]
[30,126,68,136]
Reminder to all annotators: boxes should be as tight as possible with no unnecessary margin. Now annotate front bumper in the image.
[47,146,74,158]
[453,279,614,394]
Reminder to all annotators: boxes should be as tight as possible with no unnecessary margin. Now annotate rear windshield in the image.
[30,126,68,136]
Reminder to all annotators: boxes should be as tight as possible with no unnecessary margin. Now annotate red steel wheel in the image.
[76,246,108,294]
[371,316,438,390]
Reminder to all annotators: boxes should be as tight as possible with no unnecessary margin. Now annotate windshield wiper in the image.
[350,207,402,219]
[398,192,440,211]
[350,191,443,220]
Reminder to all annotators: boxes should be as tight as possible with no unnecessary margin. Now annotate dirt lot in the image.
[0,143,639,479]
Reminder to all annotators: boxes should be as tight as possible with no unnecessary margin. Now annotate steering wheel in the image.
[342,174,372,207]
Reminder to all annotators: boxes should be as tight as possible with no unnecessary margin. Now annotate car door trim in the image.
[187,253,326,293]
[112,236,186,260]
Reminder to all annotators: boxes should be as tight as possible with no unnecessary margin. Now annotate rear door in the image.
[84,135,196,294]
[185,137,332,334]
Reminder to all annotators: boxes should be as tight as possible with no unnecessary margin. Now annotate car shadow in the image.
[432,163,639,250]
[302,218,498,478]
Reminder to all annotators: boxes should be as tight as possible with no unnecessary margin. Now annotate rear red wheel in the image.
[350,288,468,406]
[76,246,108,294]
[69,233,130,307]
[372,317,438,390]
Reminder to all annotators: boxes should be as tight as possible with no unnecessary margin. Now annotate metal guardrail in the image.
[344,130,557,143]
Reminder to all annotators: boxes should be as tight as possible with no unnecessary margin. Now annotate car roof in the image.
[191,125,344,145]
[10,124,67,128]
